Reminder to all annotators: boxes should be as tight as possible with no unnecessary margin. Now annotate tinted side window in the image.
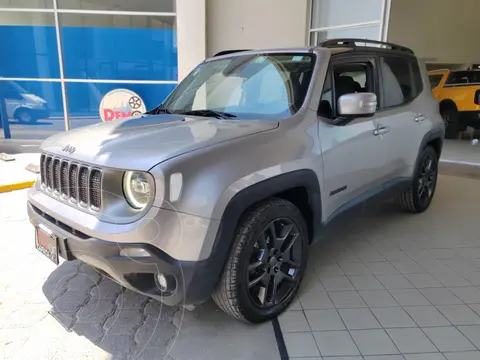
[411,59,423,95]
[318,70,334,119]
[429,74,443,89]
[380,56,413,108]
[445,71,480,85]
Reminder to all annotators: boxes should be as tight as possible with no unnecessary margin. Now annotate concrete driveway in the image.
[0,189,280,360]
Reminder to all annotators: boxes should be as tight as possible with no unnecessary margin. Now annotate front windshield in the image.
[158,52,315,120]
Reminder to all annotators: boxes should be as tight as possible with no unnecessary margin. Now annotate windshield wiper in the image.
[178,109,237,119]
[145,106,172,115]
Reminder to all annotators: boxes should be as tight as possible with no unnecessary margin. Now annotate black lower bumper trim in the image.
[28,202,214,306]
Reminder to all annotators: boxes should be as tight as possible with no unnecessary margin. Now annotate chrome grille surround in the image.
[39,153,103,211]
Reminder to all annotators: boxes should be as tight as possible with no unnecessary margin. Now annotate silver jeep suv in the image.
[28,39,444,323]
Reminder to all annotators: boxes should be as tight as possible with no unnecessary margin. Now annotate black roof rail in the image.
[318,38,414,54]
[213,49,252,57]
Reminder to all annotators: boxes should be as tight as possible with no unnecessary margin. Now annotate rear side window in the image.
[429,74,443,89]
[380,56,416,108]
[445,71,480,85]
[411,59,423,95]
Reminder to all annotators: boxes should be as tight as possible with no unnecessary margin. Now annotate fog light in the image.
[157,273,168,291]
[119,248,150,257]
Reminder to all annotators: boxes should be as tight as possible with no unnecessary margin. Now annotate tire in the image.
[442,109,459,139]
[212,198,308,323]
[396,146,438,213]
[15,108,37,124]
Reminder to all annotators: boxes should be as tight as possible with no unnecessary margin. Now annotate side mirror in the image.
[338,92,377,119]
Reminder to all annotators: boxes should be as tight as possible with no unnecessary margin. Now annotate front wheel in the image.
[396,146,438,213]
[15,109,37,124]
[212,198,308,323]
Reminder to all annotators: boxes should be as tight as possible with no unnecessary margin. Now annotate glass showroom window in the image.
[0,0,52,8]
[59,12,177,126]
[310,0,388,45]
[0,0,178,142]
[60,14,177,81]
[57,0,175,13]
[0,11,63,141]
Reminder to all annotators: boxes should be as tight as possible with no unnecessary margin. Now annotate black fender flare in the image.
[200,169,322,297]
[414,129,444,174]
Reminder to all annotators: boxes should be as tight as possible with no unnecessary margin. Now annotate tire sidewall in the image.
[236,201,308,323]
[443,109,459,139]
[411,146,438,211]
[16,108,35,124]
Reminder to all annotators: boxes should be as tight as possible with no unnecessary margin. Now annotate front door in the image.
[318,56,387,220]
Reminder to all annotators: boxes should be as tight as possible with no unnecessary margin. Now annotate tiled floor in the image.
[442,138,480,165]
[280,175,480,360]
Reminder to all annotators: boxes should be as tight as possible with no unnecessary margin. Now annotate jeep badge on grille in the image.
[62,144,76,154]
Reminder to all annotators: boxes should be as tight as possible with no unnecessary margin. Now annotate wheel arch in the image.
[205,169,322,294]
[415,129,444,173]
[13,106,31,120]
[220,169,322,244]
[439,99,457,114]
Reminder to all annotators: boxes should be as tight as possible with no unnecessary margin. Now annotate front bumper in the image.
[28,201,219,306]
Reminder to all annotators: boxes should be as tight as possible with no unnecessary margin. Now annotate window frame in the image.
[377,53,421,111]
[410,58,424,96]
[445,70,480,86]
[317,54,379,122]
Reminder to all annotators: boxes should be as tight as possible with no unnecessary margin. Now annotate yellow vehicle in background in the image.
[428,69,480,138]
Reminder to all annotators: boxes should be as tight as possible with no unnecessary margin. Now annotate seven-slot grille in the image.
[40,154,102,210]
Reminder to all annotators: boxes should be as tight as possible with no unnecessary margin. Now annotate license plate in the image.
[35,225,59,265]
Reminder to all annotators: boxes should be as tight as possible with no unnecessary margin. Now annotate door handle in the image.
[414,115,427,122]
[373,127,390,136]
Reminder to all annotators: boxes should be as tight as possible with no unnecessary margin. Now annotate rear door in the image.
[374,54,426,181]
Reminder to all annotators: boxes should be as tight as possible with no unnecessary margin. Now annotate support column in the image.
[176,0,206,81]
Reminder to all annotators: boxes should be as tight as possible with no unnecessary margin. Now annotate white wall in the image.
[206,0,309,56]
[176,0,206,80]
[387,0,480,64]
[311,0,383,29]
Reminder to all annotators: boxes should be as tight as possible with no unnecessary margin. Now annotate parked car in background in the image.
[428,69,480,138]
[0,81,50,124]
[28,39,444,323]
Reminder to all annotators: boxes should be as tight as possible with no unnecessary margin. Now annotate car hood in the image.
[41,114,278,171]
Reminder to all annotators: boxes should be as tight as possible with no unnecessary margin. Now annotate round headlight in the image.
[123,171,151,209]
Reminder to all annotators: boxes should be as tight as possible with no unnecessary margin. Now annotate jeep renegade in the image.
[28,39,444,323]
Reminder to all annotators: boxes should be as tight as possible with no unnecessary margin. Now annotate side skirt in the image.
[312,177,412,243]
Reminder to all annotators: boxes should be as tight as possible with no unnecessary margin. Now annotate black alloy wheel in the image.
[212,198,308,323]
[396,146,438,213]
[247,218,303,308]
[417,153,437,208]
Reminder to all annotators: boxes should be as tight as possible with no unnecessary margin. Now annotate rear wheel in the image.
[212,198,308,323]
[442,109,459,139]
[396,146,438,213]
